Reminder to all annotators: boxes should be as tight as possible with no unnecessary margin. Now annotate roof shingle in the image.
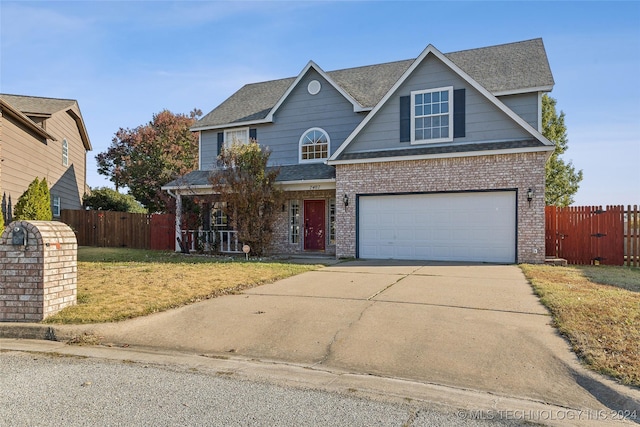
[0,94,77,116]
[194,38,553,130]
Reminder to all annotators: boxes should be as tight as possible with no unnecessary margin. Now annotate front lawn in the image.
[520,264,640,387]
[44,247,321,324]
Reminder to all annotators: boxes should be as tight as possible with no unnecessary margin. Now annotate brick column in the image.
[0,221,77,322]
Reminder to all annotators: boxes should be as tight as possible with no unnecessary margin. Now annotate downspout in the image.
[166,189,182,252]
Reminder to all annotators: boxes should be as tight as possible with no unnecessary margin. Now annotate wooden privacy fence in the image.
[545,205,639,266]
[61,210,176,250]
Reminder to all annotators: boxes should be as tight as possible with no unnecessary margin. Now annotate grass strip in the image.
[44,248,320,324]
[520,264,640,387]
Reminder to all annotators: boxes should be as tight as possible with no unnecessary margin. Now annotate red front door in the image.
[304,200,326,251]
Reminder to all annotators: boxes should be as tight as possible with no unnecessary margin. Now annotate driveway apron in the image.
[87,260,603,409]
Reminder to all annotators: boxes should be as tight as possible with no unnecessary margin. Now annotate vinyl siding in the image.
[498,93,539,131]
[1,106,87,217]
[200,130,219,171]
[199,69,364,169]
[343,54,532,154]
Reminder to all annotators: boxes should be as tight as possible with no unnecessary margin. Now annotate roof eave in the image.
[494,85,554,97]
[0,99,56,140]
[66,108,92,151]
[190,118,272,132]
[327,145,555,165]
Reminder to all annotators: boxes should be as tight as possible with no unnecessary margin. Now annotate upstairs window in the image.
[411,86,453,144]
[299,128,329,163]
[224,128,249,148]
[62,139,69,166]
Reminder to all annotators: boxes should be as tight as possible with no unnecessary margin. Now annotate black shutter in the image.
[217,132,224,155]
[399,96,410,142]
[453,89,466,138]
[249,128,257,141]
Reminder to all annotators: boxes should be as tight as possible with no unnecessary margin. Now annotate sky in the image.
[1,0,639,206]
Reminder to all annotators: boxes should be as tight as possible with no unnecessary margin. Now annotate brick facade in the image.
[334,152,548,263]
[0,221,77,322]
[269,189,336,255]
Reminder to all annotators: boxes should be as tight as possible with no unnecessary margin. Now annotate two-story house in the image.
[163,39,555,263]
[0,94,92,223]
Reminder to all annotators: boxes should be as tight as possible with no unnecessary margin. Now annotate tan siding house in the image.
[0,94,92,222]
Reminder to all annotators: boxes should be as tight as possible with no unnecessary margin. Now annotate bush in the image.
[13,177,53,221]
[83,187,147,213]
[0,209,4,231]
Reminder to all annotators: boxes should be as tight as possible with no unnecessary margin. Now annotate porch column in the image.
[175,191,182,252]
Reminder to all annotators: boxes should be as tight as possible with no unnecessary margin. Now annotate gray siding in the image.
[198,69,364,170]
[498,93,539,131]
[344,55,532,155]
[261,69,364,166]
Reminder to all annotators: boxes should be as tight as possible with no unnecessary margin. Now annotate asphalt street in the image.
[1,351,526,427]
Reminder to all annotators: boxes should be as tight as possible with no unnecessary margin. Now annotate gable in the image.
[199,68,365,169]
[340,54,534,155]
[262,68,365,165]
[0,94,92,151]
[329,45,554,164]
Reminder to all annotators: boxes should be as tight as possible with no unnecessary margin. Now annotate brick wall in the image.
[269,189,336,255]
[0,220,77,322]
[335,152,548,263]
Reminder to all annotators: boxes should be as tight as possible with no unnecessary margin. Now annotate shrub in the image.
[13,177,53,221]
[83,187,147,213]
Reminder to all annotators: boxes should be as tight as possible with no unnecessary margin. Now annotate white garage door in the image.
[358,191,516,263]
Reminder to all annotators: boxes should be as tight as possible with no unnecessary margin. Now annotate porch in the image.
[162,165,339,257]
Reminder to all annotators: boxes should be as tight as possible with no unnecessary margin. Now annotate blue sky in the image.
[2,1,639,206]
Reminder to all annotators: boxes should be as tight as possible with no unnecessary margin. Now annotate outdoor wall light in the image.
[343,194,349,207]
[527,188,534,206]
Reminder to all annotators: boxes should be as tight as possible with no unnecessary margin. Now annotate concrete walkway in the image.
[2,260,639,420]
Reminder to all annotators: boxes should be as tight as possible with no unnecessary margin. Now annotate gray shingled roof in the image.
[194,39,553,130]
[0,94,76,116]
[163,163,335,190]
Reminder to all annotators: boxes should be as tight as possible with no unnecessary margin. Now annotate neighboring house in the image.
[0,94,92,222]
[163,38,555,263]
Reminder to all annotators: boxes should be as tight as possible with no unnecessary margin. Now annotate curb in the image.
[0,337,636,427]
[1,322,639,422]
[569,365,640,420]
[0,323,87,342]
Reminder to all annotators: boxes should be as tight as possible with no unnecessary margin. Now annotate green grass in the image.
[520,264,640,387]
[45,247,321,324]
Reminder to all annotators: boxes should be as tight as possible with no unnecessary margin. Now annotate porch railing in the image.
[217,230,241,253]
[180,229,241,253]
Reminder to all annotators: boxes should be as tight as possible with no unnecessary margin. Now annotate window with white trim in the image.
[52,195,61,217]
[411,86,453,144]
[62,139,69,166]
[299,128,329,162]
[211,202,229,229]
[224,128,249,148]
[289,200,300,244]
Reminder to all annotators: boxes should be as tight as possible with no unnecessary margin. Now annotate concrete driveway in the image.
[76,260,607,409]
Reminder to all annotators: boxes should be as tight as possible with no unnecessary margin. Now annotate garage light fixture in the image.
[343,194,349,207]
[527,188,534,206]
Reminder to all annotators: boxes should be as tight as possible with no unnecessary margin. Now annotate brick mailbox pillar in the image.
[0,221,78,322]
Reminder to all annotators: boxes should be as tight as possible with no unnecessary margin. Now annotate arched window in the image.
[299,128,329,163]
